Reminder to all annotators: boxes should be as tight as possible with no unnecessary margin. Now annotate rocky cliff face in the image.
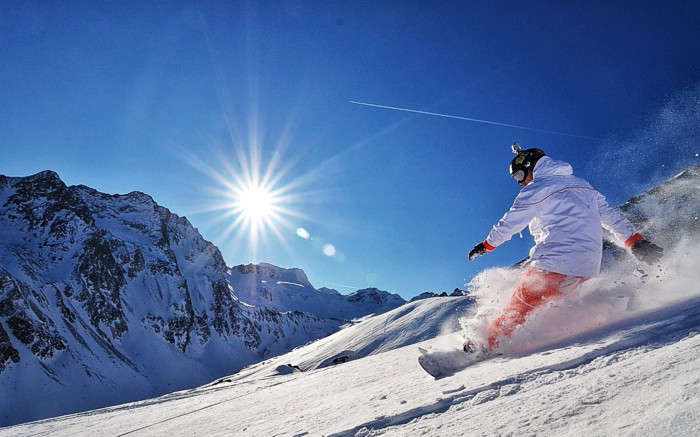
[0,171,404,426]
[0,171,257,366]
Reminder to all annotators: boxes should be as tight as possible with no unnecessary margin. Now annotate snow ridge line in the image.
[329,296,700,436]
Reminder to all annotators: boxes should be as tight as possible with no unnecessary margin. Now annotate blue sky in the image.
[2,1,699,299]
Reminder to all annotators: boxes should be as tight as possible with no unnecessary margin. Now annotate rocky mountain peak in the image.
[0,170,407,426]
[347,287,403,305]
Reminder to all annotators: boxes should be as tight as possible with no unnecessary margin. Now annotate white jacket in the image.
[485,156,638,277]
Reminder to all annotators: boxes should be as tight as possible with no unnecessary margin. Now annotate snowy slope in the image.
[2,267,697,436]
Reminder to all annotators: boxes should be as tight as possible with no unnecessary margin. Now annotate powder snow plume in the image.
[588,81,700,199]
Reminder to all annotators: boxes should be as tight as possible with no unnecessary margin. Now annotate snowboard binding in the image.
[463,339,488,354]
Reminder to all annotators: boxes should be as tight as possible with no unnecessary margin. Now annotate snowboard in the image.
[418,347,492,379]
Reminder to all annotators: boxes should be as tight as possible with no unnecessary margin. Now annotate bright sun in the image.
[182,120,314,262]
[233,183,277,224]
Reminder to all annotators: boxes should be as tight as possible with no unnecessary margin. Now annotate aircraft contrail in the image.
[349,100,601,140]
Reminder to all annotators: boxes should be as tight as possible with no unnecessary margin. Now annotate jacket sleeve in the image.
[485,195,538,248]
[595,191,638,245]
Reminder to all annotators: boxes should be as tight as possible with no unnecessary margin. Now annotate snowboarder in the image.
[466,142,663,353]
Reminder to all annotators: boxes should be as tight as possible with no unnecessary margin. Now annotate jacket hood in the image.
[533,156,573,178]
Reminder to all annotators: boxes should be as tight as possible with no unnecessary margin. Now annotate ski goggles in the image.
[511,169,526,183]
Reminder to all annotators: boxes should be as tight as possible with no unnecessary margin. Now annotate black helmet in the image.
[509,142,545,183]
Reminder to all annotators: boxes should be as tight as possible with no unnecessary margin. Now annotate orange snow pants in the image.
[487,267,587,349]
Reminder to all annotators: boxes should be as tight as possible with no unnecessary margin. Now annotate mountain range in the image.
[0,170,404,426]
[1,164,697,435]
[1,164,697,427]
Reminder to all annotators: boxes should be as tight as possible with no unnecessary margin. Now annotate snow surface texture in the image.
[1,167,698,435]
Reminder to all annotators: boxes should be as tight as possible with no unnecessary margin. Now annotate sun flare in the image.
[179,105,327,264]
[233,183,277,224]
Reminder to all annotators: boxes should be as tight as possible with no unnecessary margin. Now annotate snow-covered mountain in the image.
[3,236,697,435]
[6,164,696,436]
[227,262,405,320]
[0,171,405,427]
[1,165,698,433]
